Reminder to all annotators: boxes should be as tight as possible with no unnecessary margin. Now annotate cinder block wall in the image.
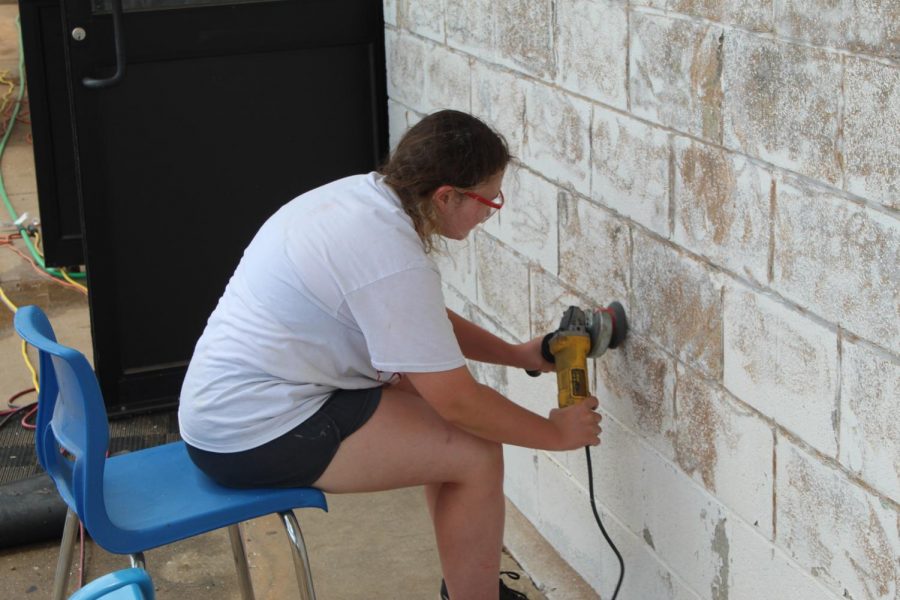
[382,1,899,598]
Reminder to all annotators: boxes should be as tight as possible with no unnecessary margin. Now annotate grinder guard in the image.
[529,302,629,406]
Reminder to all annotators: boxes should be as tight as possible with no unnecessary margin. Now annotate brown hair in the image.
[380,110,510,252]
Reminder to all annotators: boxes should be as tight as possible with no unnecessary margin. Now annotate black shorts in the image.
[185,386,382,488]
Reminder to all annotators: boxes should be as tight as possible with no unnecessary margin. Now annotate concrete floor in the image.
[0,4,598,597]
[0,485,540,599]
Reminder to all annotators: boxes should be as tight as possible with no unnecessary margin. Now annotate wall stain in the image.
[497,0,554,76]
[730,290,827,396]
[608,222,629,289]
[736,38,781,148]
[680,143,737,246]
[848,506,895,598]
[558,195,581,274]
[649,250,723,377]
[643,525,656,550]
[562,105,586,164]
[785,454,836,567]
[844,349,900,486]
[675,375,722,492]
[690,28,724,141]
[598,338,671,438]
[774,330,821,394]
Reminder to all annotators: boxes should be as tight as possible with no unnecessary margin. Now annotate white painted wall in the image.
[384,1,900,598]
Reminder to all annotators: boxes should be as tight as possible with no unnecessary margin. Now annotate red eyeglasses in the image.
[458,189,505,210]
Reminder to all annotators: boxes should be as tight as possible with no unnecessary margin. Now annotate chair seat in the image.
[92,441,327,554]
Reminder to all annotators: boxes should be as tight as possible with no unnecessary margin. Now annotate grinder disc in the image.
[607,301,628,349]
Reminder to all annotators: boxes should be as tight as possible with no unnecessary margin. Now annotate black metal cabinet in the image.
[18,0,82,266]
[19,0,389,413]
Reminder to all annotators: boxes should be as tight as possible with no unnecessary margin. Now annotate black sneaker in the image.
[440,571,528,599]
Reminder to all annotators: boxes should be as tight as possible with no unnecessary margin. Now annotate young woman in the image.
[178,110,602,600]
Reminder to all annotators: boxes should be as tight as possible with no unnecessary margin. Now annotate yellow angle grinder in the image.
[527,301,629,599]
[527,302,629,407]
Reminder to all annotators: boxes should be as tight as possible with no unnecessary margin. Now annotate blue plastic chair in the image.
[15,305,328,600]
[68,568,154,600]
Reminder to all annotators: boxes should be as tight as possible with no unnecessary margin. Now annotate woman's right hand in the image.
[548,396,603,450]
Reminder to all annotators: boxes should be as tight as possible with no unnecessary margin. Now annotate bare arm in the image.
[406,366,600,451]
[447,309,553,373]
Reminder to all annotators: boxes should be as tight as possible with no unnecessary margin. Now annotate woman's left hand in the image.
[516,336,555,373]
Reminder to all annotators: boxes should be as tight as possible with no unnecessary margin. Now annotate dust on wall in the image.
[385,1,899,598]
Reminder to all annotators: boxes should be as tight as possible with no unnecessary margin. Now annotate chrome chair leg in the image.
[228,523,256,600]
[51,508,79,600]
[129,552,146,570]
[280,510,316,600]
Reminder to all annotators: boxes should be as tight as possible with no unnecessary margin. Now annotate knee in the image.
[443,426,504,486]
[474,439,504,483]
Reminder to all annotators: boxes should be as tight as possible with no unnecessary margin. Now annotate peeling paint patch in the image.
[711,518,730,600]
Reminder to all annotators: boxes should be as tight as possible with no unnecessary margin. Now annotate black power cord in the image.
[585,446,624,599]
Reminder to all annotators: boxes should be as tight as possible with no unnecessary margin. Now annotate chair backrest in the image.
[68,567,155,600]
[14,305,111,529]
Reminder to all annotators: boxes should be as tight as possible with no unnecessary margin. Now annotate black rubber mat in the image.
[0,410,181,485]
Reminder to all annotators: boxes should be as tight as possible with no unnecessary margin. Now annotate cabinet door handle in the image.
[83,0,126,88]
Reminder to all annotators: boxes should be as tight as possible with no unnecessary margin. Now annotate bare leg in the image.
[313,387,505,600]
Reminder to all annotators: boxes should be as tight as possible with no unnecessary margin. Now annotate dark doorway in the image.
[20,0,388,413]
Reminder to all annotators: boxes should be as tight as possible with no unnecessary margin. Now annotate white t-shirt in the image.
[178,173,466,453]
